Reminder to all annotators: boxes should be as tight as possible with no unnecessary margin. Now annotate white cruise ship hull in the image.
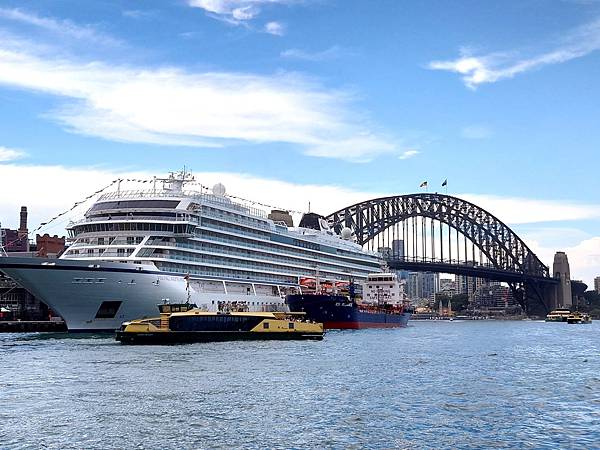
[0,257,287,332]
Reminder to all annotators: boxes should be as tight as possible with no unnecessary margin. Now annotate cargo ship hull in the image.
[286,294,410,329]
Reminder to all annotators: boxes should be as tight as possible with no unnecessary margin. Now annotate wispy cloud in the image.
[0,40,397,162]
[428,18,600,88]
[122,10,156,20]
[264,21,284,36]
[461,125,492,139]
[0,146,26,162]
[0,8,121,46]
[398,149,419,160]
[188,0,295,27]
[281,45,353,61]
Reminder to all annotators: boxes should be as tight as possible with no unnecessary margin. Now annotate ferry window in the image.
[127,237,134,245]
[288,323,294,329]
[263,322,270,329]
[87,249,94,255]
[98,237,104,245]
[135,237,144,244]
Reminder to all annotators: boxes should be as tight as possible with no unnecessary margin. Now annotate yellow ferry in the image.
[115,303,324,344]
[566,312,592,324]
[545,308,572,322]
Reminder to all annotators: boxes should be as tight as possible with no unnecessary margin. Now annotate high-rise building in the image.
[594,276,600,293]
[439,278,457,297]
[406,271,439,301]
[455,273,488,300]
[391,239,405,259]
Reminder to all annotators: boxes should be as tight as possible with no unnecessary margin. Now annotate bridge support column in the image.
[552,252,572,309]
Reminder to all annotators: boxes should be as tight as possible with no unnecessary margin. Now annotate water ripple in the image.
[1,322,599,449]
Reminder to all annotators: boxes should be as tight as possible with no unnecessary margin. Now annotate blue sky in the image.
[0,0,600,282]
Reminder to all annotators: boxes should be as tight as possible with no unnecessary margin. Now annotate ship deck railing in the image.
[97,190,267,219]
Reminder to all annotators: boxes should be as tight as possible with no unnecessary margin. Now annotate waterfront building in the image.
[594,276,600,293]
[473,283,515,308]
[0,209,68,320]
[1,206,29,252]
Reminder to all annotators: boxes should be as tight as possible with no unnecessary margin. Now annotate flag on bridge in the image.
[420,181,428,188]
[442,179,447,187]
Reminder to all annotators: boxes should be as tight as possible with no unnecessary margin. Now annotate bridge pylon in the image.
[550,251,572,310]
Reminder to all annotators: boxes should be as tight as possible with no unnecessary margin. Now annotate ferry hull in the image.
[116,330,323,344]
[286,294,410,329]
[0,257,286,332]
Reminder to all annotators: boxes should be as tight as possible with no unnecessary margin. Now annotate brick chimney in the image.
[18,206,29,252]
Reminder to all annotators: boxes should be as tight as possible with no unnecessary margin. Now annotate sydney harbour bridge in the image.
[325,193,570,314]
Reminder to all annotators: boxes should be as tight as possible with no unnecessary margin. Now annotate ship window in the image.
[263,322,269,329]
[95,301,122,319]
[288,322,294,329]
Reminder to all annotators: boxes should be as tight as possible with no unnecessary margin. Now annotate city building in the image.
[439,278,457,297]
[594,276,600,294]
[1,206,29,252]
[0,207,65,320]
[455,272,489,300]
[406,271,439,302]
[391,239,409,281]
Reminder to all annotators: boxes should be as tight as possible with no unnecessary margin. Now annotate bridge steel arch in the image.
[325,193,556,312]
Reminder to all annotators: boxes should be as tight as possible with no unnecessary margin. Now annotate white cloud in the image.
[461,125,492,139]
[398,149,419,160]
[281,46,352,61]
[264,21,284,36]
[0,146,26,162]
[188,0,294,26]
[0,42,396,162]
[2,162,600,284]
[0,163,383,235]
[428,19,600,88]
[461,193,600,225]
[0,8,121,46]
[521,233,600,287]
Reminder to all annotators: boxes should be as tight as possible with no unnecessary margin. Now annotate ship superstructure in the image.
[0,171,382,331]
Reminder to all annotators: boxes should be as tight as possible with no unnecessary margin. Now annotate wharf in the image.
[0,320,67,333]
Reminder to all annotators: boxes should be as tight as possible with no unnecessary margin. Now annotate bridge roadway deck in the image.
[385,259,559,285]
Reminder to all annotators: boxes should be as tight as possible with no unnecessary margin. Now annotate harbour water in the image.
[1,321,599,449]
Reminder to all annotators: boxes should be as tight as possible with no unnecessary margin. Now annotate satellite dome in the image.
[341,227,353,240]
[212,183,226,197]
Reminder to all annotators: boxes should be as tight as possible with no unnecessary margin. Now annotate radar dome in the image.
[341,227,353,240]
[212,183,226,197]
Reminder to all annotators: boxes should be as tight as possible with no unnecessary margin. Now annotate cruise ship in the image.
[0,171,382,331]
